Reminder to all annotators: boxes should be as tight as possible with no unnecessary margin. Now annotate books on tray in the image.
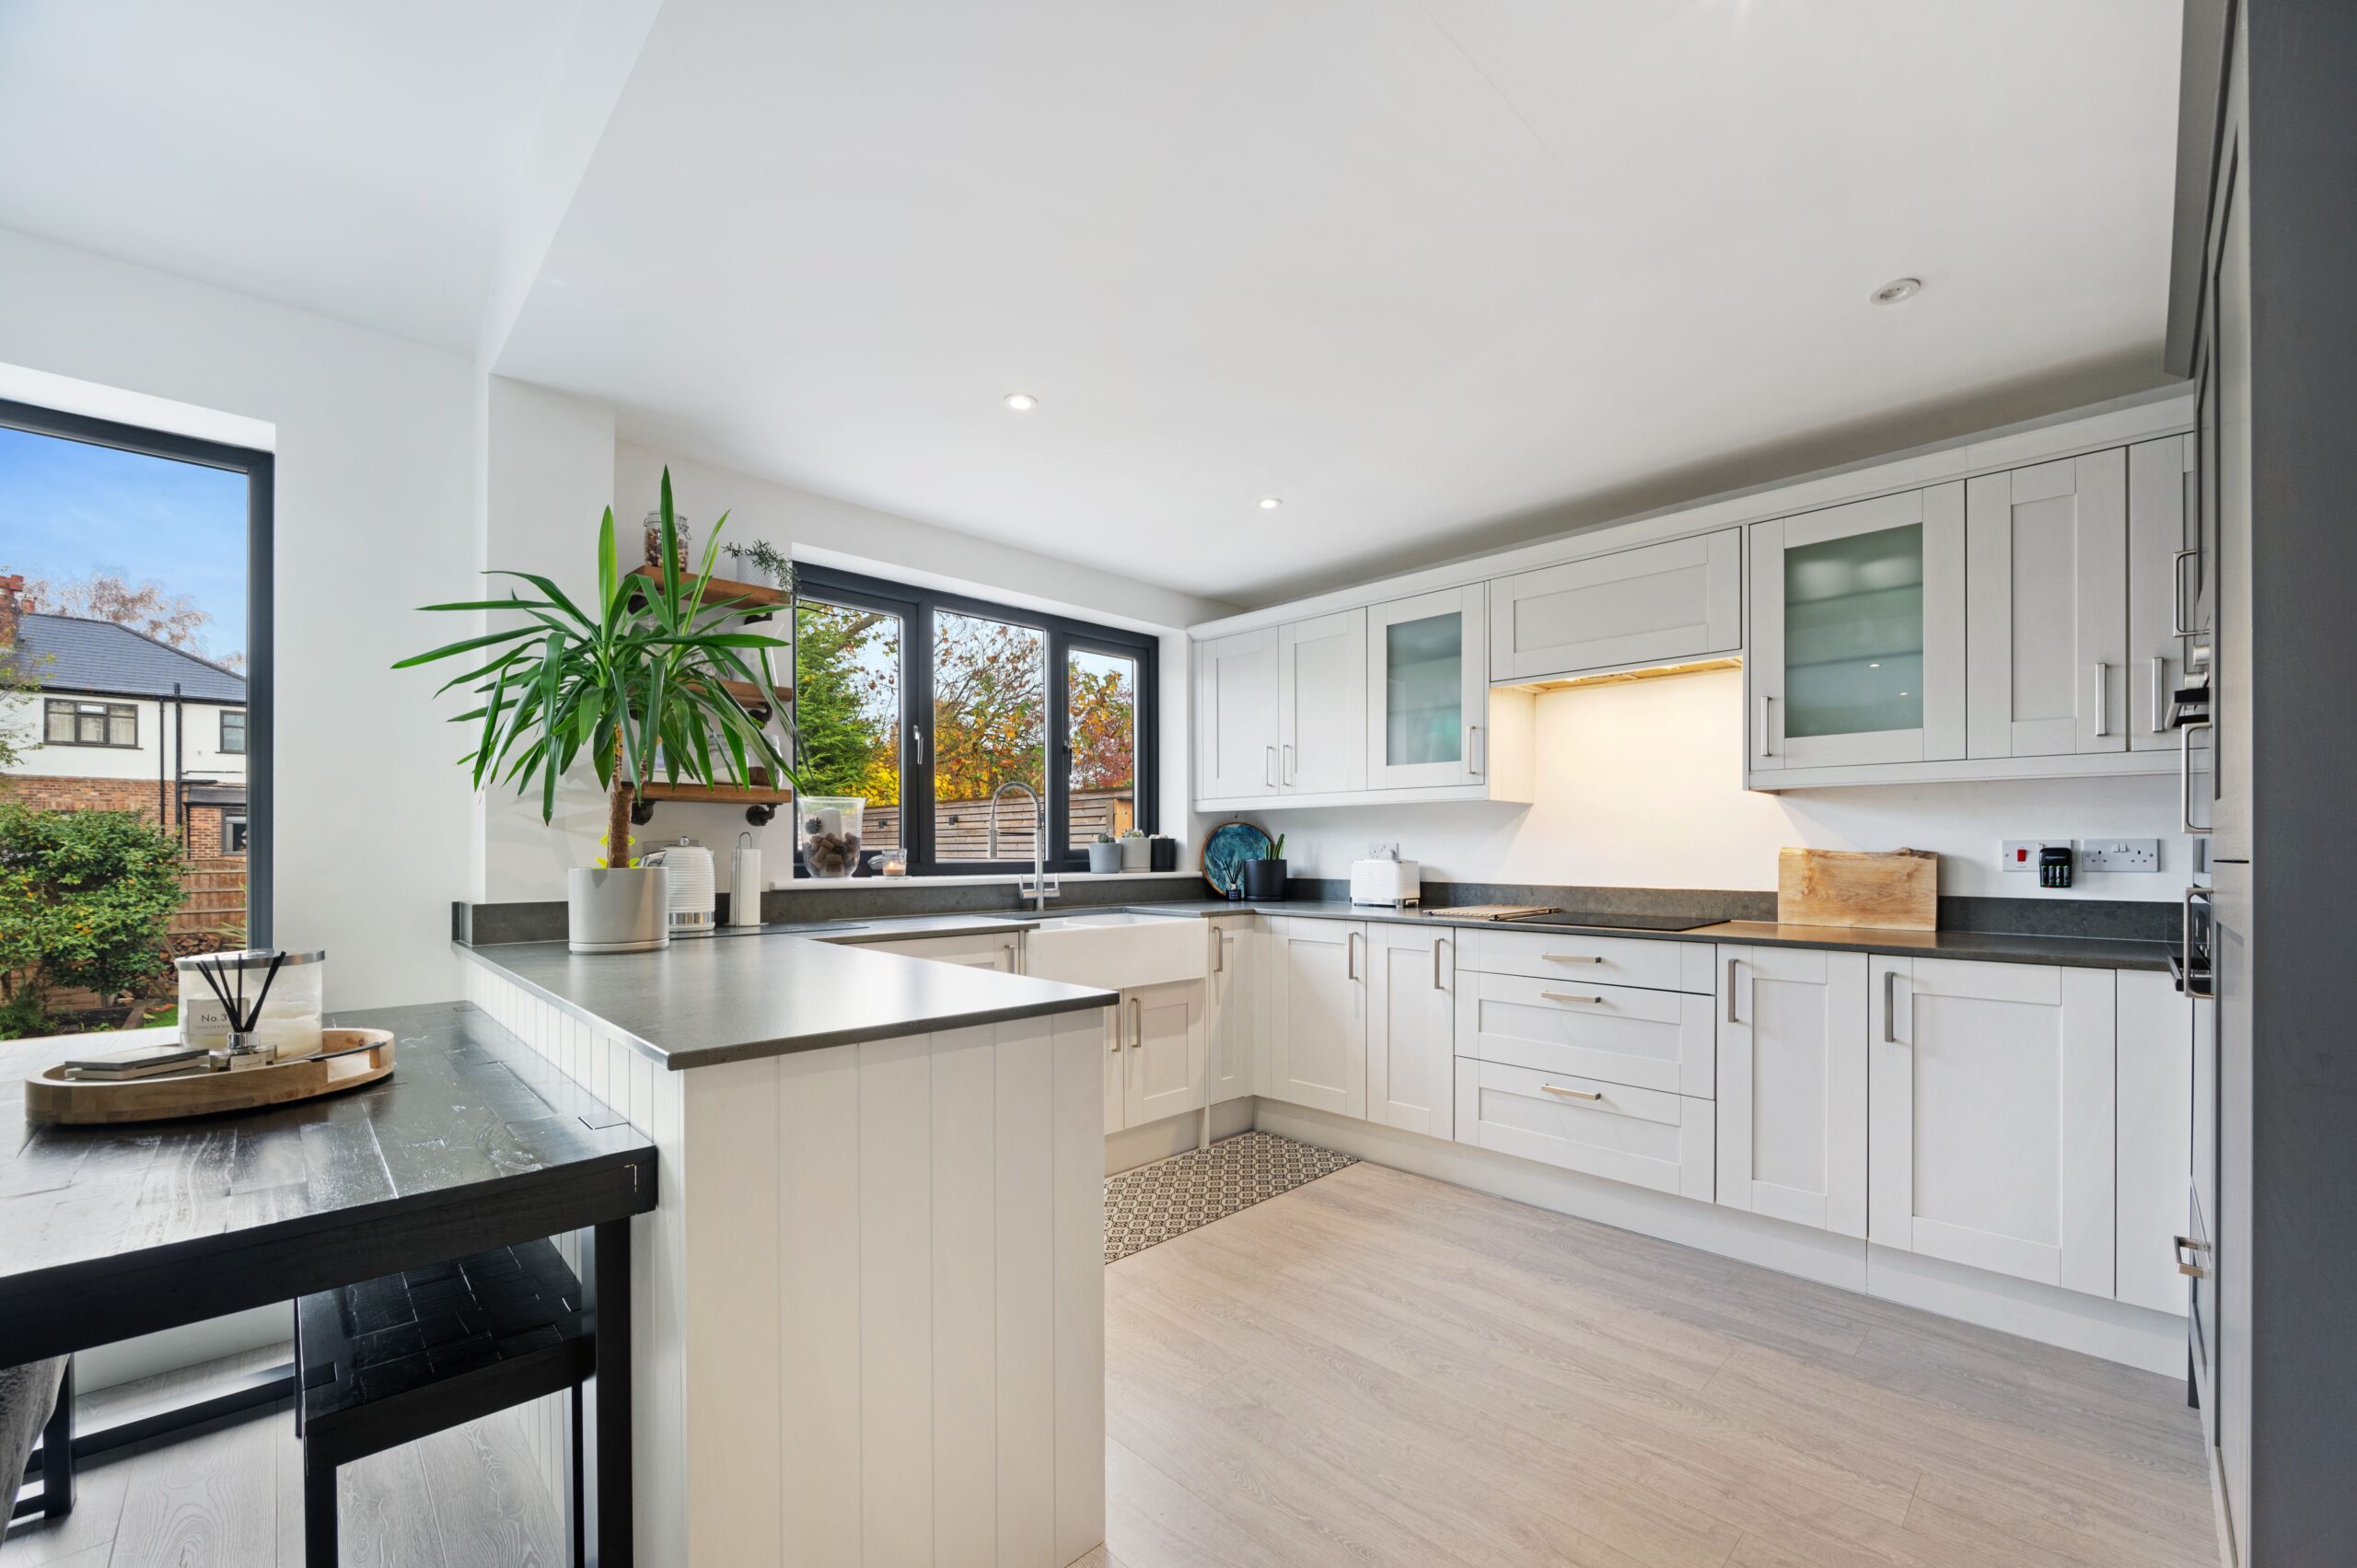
[60,1043,210,1081]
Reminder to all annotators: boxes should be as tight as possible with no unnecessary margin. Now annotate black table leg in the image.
[303,1455,338,1567]
[579,1218,632,1568]
[40,1355,74,1517]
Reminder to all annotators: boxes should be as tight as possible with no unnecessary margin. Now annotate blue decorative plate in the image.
[1201,820,1272,896]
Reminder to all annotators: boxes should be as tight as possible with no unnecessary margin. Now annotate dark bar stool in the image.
[296,1237,589,1567]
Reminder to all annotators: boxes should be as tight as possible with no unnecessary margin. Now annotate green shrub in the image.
[0,802,185,1038]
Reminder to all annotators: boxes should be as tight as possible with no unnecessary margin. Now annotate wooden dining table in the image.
[0,998,656,1566]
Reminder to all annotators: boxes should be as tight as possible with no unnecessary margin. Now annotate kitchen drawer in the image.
[1456,972,1713,1098]
[1452,1058,1713,1202]
[1458,927,1713,994]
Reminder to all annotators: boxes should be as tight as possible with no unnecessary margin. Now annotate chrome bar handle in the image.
[1213,929,1226,972]
[1542,953,1606,965]
[1758,695,1774,758]
[1883,969,1906,1045]
[1130,996,1143,1049]
[1538,1083,1604,1101]
[2150,656,2169,736]
[2182,887,2217,1001]
[1539,992,1606,1006]
[1725,958,1739,1025]
[2180,720,2213,834]
[1467,724,1483,777]
[1264,746,1276,789]
[1282,743,1295,786]
[2171,548,2200,636]
[1432,935,1446,991]
[2092,662,2108,738]
[1345,928,1358,981]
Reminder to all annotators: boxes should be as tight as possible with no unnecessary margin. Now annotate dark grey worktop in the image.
[1125,900,2174,972]
[458,925,1113,1072]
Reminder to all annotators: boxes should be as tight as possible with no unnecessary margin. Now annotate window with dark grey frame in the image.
[791,563,1158,877]
[220,707,246,754]
[44,698,138,748]
[1,396,274,943]
[223,814,249,855]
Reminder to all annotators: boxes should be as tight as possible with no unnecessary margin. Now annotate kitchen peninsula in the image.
[457,922,1117,1568]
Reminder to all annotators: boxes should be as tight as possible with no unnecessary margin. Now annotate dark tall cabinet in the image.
[2165,4,2357,1564]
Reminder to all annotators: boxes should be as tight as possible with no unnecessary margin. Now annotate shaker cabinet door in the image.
[1715,946,1867,1237]
[1965,449,2130,759]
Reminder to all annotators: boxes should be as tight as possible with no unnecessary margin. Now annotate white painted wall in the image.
[1271,667,2189,901]
[0,227,482,1006]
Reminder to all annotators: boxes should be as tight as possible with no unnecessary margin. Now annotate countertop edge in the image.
[454,939,1120,1071]
[1118,901,2173,972]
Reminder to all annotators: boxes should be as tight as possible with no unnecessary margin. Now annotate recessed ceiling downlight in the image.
[1004,391,1038,412]
[1259,496,1283,510]
[1871,277,1923,306]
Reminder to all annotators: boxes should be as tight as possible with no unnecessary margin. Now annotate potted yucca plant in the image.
[397,470,798,952]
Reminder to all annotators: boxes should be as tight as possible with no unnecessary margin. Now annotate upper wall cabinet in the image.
[1490,529,1741,683]
[1277,610,1367,794]
[1367,587,1485,789]
[1965,449,2128,759]
[1749,483,1967,772]
[1197,599,1534,812]
[1196,627,1279,799]
[2126,436,2197,755]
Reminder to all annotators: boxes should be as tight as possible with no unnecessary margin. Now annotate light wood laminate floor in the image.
[1096,1160,2215,1568]
[1,1345,563,1567]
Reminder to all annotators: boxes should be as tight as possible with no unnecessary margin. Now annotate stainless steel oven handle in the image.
[2182,886,2217,1001]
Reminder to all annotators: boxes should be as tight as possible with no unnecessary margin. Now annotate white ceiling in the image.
[496,0,2183,605]
[0,0,582,352]
[0,1,2184,608]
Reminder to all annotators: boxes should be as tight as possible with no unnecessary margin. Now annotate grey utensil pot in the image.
[568,866,672,953]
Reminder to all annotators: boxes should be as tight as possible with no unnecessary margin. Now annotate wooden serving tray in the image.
[24,1028,396,1125]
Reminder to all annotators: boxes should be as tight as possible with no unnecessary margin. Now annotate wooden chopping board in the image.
[1777,848,1937,931]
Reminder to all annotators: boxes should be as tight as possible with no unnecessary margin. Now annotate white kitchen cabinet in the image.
[1452,1058,1713,1202]
[1749,483,1966,772]
[1266,917,1366,1119]
[2115,968,2192,1317]
[1714,946,1868,1237]
[1364,923,1455,1137]
[1455,971,1713,1098]
[1965,449,2129,759]
[2127,435,2198,755]
[861,931,1020,970]
[1276,610,1366,795]
[1120,980,1207,1128]
[1196,627,1279,798]
[1365,587,1484,789]
[1489,529,1741,683]
[1868,957,2116,1297]
[1204,915,1260,1104]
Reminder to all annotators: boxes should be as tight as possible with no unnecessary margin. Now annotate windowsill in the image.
[778,868,1201,890]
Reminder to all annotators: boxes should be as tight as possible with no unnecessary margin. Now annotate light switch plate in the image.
[2076,838,2161,873]
[2001,839,2072,874]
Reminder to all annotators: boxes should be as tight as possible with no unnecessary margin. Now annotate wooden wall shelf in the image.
[627,564,789,613]
[632,771,793,827]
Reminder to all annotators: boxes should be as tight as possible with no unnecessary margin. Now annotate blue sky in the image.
[0,424,248,661]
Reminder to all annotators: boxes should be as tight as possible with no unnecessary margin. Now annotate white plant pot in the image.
[568,866,671,954]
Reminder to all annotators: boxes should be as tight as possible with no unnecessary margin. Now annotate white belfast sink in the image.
[1022,912,1208,990]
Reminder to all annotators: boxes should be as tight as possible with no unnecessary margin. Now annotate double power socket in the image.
[2000,838,2161,875]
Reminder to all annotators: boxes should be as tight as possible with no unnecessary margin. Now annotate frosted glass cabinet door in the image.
[1749,483,1966,771]
[1364,586,1485,789]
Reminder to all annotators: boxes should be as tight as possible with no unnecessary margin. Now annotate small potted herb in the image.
[1241,832,1287,900]
[1086,831,1123,875]
[1119,825,1150,870]
[723,538,794,591]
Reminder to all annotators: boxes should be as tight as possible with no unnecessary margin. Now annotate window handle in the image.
[912,724,927,764]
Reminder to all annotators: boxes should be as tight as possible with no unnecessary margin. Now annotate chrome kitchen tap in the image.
[986,779,1055,912]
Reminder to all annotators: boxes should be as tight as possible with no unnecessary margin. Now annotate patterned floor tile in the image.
[1103,1131,1356,1263]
